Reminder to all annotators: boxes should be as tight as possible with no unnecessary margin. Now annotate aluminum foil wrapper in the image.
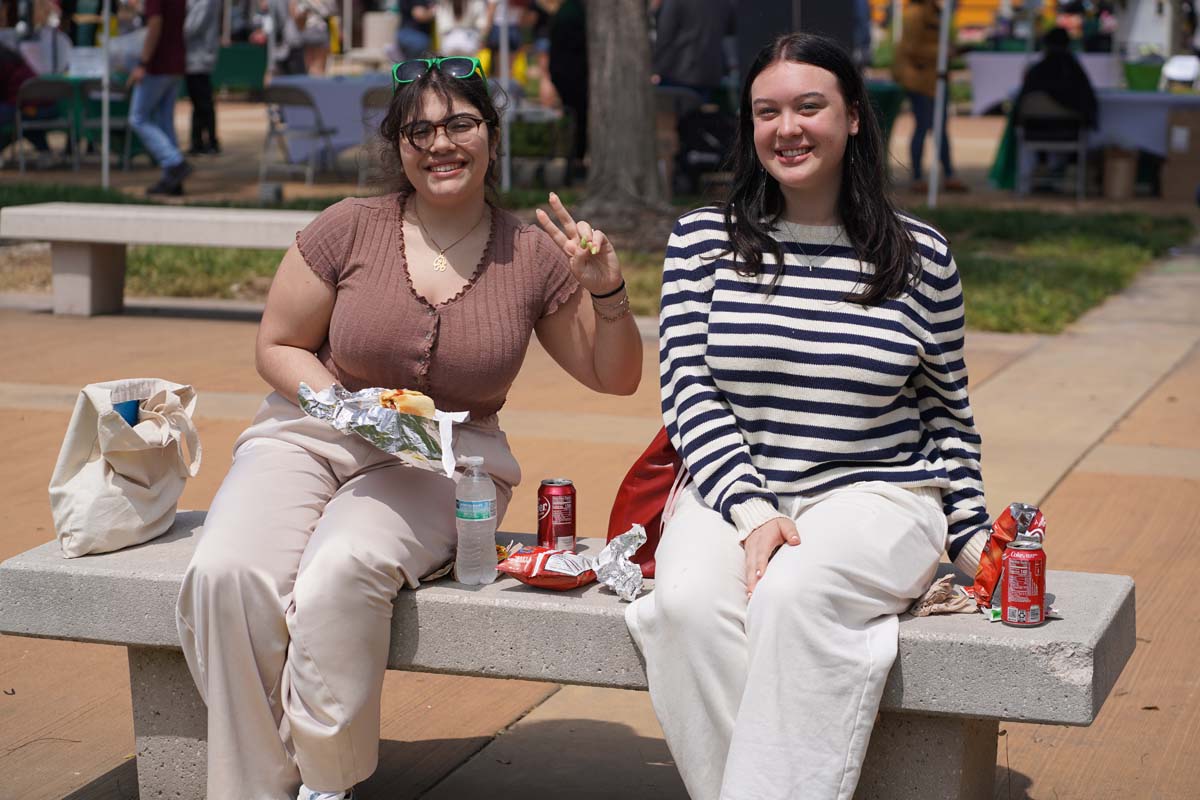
[298,383,468,477]
[594,525,648,602]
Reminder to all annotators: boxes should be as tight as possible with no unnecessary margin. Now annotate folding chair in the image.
[358,83,392,189]
[15,77,80,173]
[78,79,135,171]
[1015,91,1088,201]
[259,84,340,186]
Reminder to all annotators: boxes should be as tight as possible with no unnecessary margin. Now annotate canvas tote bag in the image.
[49,379,201,558]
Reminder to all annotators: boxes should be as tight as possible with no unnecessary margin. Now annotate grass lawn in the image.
[0,183,1193,334]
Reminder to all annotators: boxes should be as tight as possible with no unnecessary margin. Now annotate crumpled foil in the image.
[298,383,468,477]
[593,525,648,602]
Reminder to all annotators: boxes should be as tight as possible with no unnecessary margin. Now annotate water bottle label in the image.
[456,499,496,521]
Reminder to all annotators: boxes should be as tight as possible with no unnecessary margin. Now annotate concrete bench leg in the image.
[856,712,998,799]
[51,242,126,315]
[128,646,207,800]
[123,648,998,800]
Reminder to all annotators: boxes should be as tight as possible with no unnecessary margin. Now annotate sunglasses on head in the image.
[392,57,487,88]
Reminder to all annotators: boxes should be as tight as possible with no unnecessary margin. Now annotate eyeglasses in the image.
[401,113,487,150]
[392,57,487,88]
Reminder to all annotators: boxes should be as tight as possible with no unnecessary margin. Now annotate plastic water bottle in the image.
[455,456,498,585]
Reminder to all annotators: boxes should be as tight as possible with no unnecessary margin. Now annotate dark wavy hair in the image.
[377,66,505,196]
[723,32,918,306]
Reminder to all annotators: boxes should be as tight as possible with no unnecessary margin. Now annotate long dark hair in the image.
[723,32,918,306]
[377,65,505,196]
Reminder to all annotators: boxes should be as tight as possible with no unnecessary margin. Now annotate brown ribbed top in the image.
[296,193,579,419]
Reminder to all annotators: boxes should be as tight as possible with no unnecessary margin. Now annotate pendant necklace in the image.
[779,220,843,271]
[413,203,488,272]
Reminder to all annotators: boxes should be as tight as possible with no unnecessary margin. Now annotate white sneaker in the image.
[298,786,354,800]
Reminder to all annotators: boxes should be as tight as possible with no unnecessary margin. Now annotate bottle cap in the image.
[460,455,484,466]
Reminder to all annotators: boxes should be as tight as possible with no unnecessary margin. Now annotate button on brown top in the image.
[296,193,579,419]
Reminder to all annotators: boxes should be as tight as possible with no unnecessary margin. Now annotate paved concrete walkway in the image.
[0,245,1198,798]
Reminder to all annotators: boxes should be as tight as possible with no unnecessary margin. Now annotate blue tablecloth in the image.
[1091,89,1200,158]
[272,73,391,165]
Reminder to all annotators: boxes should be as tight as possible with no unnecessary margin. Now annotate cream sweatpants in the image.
[626,481,947,800]
[175,393,520,799]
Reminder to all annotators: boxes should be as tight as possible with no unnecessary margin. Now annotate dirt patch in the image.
[228,275,274,302]
[0,243,51,293]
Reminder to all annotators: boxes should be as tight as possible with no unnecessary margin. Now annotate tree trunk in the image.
[581,0,670,228]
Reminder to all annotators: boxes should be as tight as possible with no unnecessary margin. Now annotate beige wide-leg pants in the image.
[626,481,947,800]
[176,393,520,799]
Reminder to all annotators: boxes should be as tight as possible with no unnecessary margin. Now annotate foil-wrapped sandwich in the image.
[298,383,468,476]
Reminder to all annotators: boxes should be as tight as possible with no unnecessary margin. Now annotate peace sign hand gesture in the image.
[534,193,624,296]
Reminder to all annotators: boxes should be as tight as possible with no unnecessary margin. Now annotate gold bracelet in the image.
[592,293,631,322]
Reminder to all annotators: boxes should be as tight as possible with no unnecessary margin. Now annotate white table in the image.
[1091,89,1200,157]
[271,73,391,165]
[967,51,1123,116]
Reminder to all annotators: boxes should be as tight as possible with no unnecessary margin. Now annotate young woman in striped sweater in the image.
[626,33,990,800]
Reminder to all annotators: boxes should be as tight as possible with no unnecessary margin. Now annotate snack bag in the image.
[298,383,468,477]
[973,502,1046,609]
[496,526,649,600]
[498,546,597,591]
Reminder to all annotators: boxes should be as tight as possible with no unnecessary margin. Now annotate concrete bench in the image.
[0,202,318,316]
[0,511,1135,800]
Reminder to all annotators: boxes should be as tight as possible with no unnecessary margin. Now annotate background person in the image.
[627,32,990,800]
[175,55,643,800]
[433,0,491,57]
[892,0,966,192]
[651,0,736,104]
[127,0,192,195]
[265,0,307,75]
[0,42,54,162]
[546,0,586,180]
[1015,26,1098,133]
[394,0,434,59]
[296,0,334,75]
[184,0,221,155]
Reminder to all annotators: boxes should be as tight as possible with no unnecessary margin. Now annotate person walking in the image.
[184,0,221,155]
[627,32,990,800]
[128,0,192,195]
[892,0,966,192]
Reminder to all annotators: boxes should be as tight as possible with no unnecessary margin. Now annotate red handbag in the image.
[606,426,686,578]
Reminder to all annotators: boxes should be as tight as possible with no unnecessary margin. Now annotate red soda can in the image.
[1001,539,1047,627]
[537,479,576,552]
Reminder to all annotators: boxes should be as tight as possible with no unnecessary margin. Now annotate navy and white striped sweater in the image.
[659,207,989,570]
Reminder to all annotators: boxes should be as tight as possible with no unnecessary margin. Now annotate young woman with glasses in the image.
[626,33,990,800]
[175,55,643,800]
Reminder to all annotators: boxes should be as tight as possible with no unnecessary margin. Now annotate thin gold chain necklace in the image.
[779,221,843,271]
[413,203,488,272]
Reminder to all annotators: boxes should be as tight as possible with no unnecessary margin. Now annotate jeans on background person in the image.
[130,73,192,194]
[907,90,954,181]
[487,23,522,54]
[130,74,184,169]
[394,27,431,58]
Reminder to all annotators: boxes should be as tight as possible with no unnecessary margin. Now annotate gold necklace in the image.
[779,221,843,271]
[413,203,488,272]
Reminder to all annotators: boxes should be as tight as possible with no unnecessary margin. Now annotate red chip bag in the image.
[498,546,597,591]
[974,502,1046,608]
